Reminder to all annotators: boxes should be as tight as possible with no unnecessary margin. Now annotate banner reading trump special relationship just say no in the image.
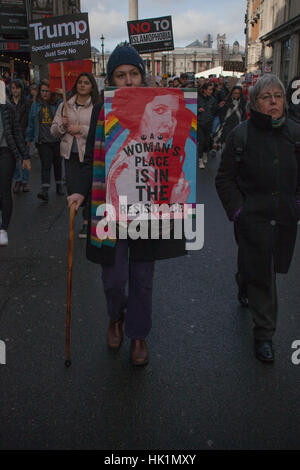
[28,13,91,65]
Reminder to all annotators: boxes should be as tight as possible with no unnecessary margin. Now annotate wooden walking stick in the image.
[65,202,77,367]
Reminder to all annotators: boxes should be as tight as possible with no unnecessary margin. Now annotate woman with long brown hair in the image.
[51,72,100,237]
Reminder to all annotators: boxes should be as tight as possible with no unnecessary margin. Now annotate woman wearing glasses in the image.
[26,80,63,201]
[216,74,300,363]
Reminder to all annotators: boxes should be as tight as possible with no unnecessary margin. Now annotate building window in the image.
[280,37,291,88]
[260,11,263,32]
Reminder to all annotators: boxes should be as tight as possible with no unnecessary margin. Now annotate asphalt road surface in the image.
[0,153,300,450]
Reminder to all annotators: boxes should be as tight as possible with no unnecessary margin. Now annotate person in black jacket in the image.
[67,43,187,367]
[26,80,63,202]
[0,97,31,246]
[9,79,31,193]
[216,75,230,103]
[197,82,218,168]
[215,74,300,363]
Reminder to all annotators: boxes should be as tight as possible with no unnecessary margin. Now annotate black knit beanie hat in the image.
[107,41,145,83]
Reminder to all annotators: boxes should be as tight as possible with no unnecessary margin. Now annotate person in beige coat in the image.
[51,72,100,237]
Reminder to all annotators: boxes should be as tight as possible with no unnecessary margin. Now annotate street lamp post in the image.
[101,35,105,75]
[92,53,97,75]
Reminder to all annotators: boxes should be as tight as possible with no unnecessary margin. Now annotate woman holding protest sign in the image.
[51,72,100,238]
[67,42,189,366]
[26,80,63,202]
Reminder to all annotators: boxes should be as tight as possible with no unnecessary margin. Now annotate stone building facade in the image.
[92,35,244,78]
[246,0,300,87]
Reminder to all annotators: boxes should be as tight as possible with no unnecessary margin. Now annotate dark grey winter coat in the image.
[197,93,217,126]
[215,108,300,287]
[0,103,29,160]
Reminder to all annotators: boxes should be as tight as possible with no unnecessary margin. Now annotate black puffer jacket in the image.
[11,96,31,137]
[197,92,217,126]
[0,103,29,160]
[215,109,300,287]
[216,85,230,103]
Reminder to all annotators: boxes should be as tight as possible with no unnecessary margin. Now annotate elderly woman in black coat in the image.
[215,74,300,363]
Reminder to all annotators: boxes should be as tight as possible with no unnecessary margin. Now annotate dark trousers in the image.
[0,147,15,230]
[247,268,277,341]
[65,152,88,221]
[234,223,278,340]
[197,123,212,159]
[101,240,155,339]
[36,142,62,188]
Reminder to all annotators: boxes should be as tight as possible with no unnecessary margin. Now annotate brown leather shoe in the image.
[107,318,124,349]
[130,339,148,366]
[22,183,30,192]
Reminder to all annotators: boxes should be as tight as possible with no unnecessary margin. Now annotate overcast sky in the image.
[81,0,247,53]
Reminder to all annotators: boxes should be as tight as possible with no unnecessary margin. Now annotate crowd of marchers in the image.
[1,44,300,366]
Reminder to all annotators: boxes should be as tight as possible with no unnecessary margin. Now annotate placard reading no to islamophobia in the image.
[28,13,91,65]
[127,16,174,54]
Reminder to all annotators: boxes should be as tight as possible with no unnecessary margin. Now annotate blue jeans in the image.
[101,240,155,339]
[211,116,220,136]
[14,161,29,183]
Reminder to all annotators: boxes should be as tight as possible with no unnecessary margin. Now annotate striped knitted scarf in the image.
[90,106,117,249]
[272,115,285,128]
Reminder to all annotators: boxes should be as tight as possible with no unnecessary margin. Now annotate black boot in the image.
[37,188,49,202]
[56,183,64,196]
[254,340,274,363]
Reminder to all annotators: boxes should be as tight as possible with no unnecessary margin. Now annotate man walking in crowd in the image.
[180,73,189,88]
[26,80,63,202]
[197,82,217,169]
[216,75,230,103]
[9,79,31,193]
